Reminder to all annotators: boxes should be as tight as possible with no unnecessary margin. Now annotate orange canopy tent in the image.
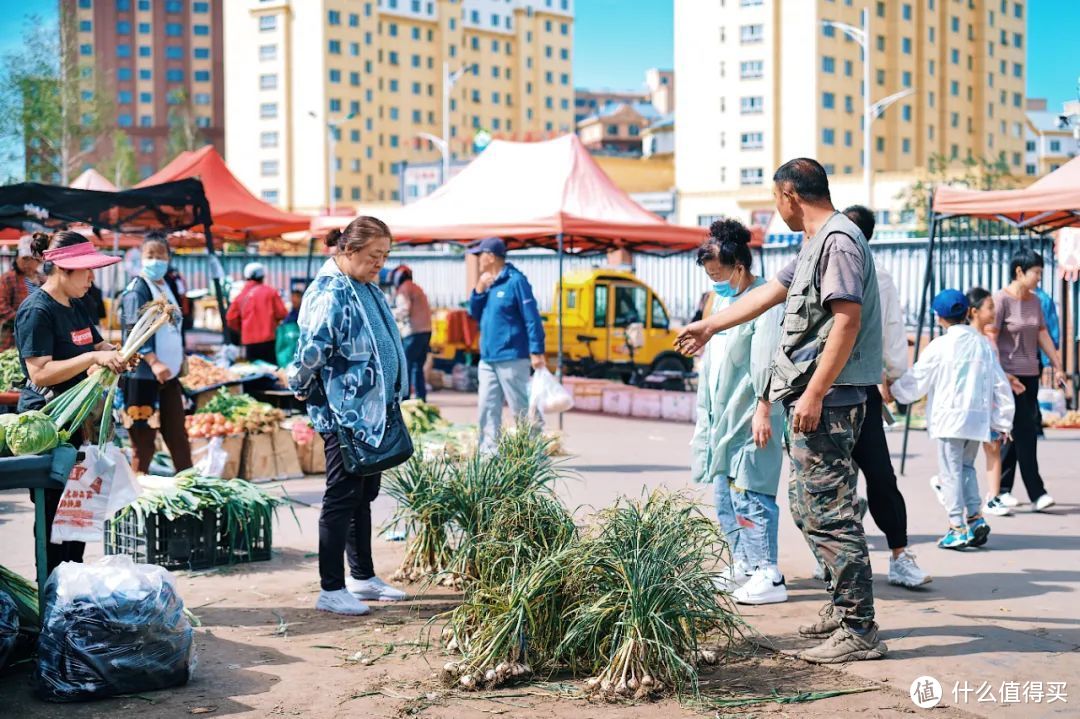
[315,134,705,254]
[138,145,310,240]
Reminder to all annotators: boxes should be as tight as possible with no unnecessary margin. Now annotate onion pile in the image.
[185,413,242,438]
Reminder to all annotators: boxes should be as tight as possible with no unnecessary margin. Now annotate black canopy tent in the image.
[0,179,226,329]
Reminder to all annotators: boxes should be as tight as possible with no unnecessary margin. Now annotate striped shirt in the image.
[993,289,1045,376]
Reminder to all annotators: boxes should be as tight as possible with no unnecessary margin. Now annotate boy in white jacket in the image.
[889,289,1015,549]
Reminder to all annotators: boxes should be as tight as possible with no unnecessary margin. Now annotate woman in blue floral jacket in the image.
[289,216,409,616]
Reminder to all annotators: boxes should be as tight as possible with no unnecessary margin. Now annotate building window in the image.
[116,21,131,35]
[260,131,278,148]
[261,190,279,204]
[1050,140,1062,153]
[1013,62,1022,78]
[1025,140,1036,152]
[140,115,152,127]
[902,37,911,54]
[876,35,885,51]
[740,24,764,43]
[328,10,340,25]
[951,48,959,64]
[389,107,399,120]
[259,44,277,61]
[350,72,360,86]
[1025,164,1037,176]
[902,71,912,88]
[194,93,210,105]
[193,25,209,36]
[844,95,854,113]
[329,69,341,83]
[139,138,154,154]
[740,60,763,79]
[740,96,763,114]
[740,168,764,186]
[118,114,133,127]
[740,132,763,149]
[259,15,277,32]
[138,69,151,80]
[164,0,181,11]
[329,98,341,112]
[822,56,835,73]
[844,130,852,146]
[902,104,911,121]
[389,51,399,65]
[902,3,912,19]
[329,40,341,54]
[260,74,277,90]
[139,92,151,103]
[194,1,208,12]
[118,67,132,81]
[195,70,210,82]
[822,128,835,145]
[80,43,92,56]
[822,92,835,109]
[118,91,133,104]
[116,44,131,58]
[823,22,835,38]
[165,46,182,59]
[876,137,885,152]
[902,138,911,153]
[260,102,277,118]
[166,69,184,82]
[950,80,959,96]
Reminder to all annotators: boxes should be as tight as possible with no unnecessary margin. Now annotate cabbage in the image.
[7,410,59,456]
[0,414,17,456]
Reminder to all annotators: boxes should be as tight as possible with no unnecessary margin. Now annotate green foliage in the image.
[98,129,138,189]
[166,89,204,159]
[896,152,1015,232]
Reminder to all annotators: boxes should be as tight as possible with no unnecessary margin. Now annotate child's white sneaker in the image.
[712,560,753,592]
[888,550,932,588]
[733,566,788,605]
[983,495,1012,516]
[1034,494,1056,512]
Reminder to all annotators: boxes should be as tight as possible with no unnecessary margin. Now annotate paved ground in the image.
[1,390,1077,718]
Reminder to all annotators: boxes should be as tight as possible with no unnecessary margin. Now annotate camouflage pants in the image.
[784,402,875,629]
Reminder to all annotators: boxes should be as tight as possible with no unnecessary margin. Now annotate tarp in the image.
[137,145,310,240]
[0,179,212,235]
[70,168,118,192]
[314,134,705,254]
[933,156,1080,233]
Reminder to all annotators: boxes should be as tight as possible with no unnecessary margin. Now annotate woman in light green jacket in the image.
[690,219,787,605]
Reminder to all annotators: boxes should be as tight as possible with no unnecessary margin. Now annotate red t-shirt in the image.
[227,281,287,345]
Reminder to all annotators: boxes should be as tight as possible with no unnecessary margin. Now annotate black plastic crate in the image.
[216,510,273,564]
[104,509,219,570]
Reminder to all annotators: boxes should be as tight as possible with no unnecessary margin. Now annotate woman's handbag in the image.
[334,280,414,476]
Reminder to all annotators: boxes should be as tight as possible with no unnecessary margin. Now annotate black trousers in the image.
[245,341,277,364]
[319,431,381,591]
[1001,374,1048,501]
[402,332,431,401]
[851,385,909,550]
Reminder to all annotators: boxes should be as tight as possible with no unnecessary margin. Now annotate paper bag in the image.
[272,427,304,479]
[241,432,276,482]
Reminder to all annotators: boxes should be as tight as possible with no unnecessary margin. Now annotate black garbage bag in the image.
[0,589,17,670]
[37,556,196,702]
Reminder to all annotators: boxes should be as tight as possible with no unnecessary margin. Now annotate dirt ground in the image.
[4,391,1077,718]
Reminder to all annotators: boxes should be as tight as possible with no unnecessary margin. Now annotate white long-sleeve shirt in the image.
[876,265,909,381]
[891,324,1015,442]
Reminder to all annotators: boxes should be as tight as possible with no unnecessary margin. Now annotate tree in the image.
[897,152,1015,233]
[0,10,112,185]
[99,130,138,189]
[166,89,204,159]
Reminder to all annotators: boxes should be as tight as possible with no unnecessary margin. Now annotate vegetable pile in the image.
[402,399,449,435]
[0,348,25,392]
[185,412,243,438]
[384,427,741,701]
[180,356,236,392]
[194,389,285,434]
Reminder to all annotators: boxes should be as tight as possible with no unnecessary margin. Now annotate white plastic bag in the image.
[529,367,574,419]
[192,435,228,478]
[52,444,141,544]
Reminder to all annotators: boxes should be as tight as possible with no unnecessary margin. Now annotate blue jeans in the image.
[713,475,780,569]
[402,332,431,401]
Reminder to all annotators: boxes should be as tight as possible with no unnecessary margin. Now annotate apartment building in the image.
[225,0,575,214]
[674,0,1027,230]
[1025,98,1080,178]
[67,0,225,180]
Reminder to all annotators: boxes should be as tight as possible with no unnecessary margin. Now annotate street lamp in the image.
[309,110,358,215]
[822,9,915,206]
[436,62,475,185]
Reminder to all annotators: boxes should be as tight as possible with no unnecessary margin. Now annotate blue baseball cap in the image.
[932,289,969,320]
[467,237,506,257]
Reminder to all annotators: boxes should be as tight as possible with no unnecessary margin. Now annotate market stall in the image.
[900,157,1080,470]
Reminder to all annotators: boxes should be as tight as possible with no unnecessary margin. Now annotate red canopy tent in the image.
[314,134,705,253]
[138,145,310,240]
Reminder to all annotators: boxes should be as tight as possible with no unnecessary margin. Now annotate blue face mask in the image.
[713,281,737,298]
[142,258,169,282]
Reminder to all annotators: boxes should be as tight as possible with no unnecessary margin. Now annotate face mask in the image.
[142,258,169,282]
[713,281,737,298]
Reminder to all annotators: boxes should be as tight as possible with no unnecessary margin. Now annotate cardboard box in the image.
[189,434,244,479]
[272,427,304,480]
[241,432,277,483]
[630,389,663,419]
[297,432,327,475]
[661,392,696,423]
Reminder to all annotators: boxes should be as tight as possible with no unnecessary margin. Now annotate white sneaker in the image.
[998,492,1020,507]
[316,589,371,616]
[983,495,1012,516]
[1034,494,1056,512]
[888,550,932,588]
[733,566,788,605]
[929,475,945,506]
[346,576,408,602]
[712,560,753,592]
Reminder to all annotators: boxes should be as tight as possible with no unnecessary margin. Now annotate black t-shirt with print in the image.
[15,289,103,407]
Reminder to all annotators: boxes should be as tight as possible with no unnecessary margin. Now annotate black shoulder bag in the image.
[334,283,414,476]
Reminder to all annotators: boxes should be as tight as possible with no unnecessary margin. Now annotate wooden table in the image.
[0,448,78,619]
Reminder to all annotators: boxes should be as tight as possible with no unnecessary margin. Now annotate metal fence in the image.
[99,235,1060,328]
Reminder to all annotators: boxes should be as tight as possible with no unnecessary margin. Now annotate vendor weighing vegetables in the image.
[14,231,128,575]
[119,235,193,474]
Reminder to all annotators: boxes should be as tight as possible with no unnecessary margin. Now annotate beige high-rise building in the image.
[225,0,574,214]
[675,0,1027,230]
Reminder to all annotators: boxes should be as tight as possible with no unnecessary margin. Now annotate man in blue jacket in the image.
[467,237,547,453]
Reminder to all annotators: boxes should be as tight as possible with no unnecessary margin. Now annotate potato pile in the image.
[180,356,236,392]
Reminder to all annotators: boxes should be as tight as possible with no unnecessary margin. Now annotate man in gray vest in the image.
[676,158,886,663]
